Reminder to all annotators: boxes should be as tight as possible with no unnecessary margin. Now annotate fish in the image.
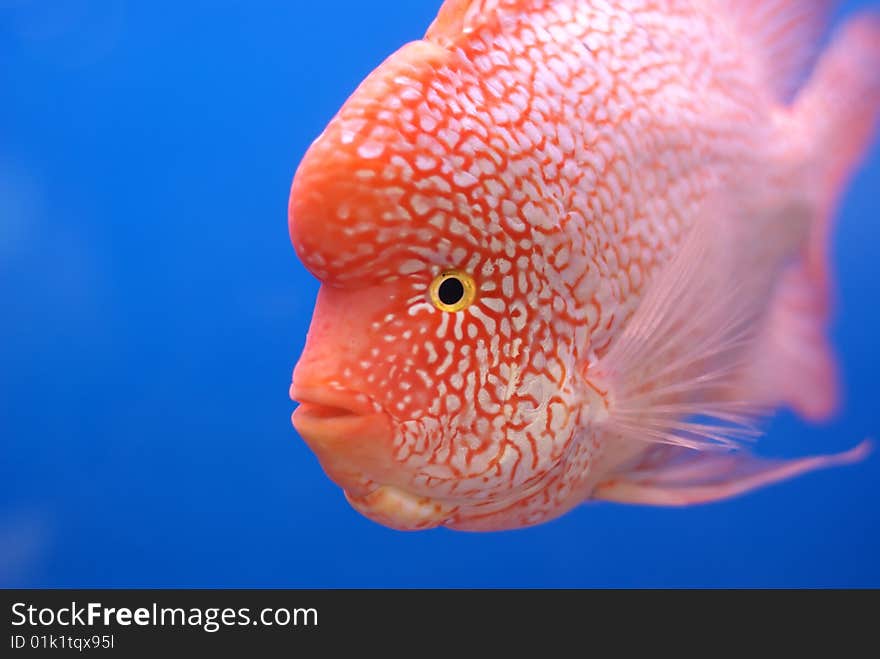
[287,0,880,531]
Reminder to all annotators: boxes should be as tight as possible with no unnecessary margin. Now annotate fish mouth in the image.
[290,381,393,498]
[290,381,385,454]
[293,401,365,431]
[289,382,456,529]
[290,382,378,419]
[296,403,357,420]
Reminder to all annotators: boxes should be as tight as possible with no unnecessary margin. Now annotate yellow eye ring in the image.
[429,270,477,312]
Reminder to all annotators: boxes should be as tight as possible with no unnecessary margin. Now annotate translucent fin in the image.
[740,14,880,421]
[594,441,870,506]
[590,207,776,452]
[743,262,839,421]
[717,0,834,103]
[794,14,880,299]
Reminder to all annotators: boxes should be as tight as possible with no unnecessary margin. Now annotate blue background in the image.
[2,0,878,588]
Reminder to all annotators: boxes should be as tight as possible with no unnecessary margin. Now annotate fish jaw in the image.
[291,385,456,530]
[290,381,394,499]
[290,375,597,531]
[345,486,456,531]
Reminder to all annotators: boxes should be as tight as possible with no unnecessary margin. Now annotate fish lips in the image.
[292,407,455,529]
[292,400,390,495]
[290,386,456,530]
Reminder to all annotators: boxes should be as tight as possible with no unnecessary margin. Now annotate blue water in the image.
[2,1,878,588]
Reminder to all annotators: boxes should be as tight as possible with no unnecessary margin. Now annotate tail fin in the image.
[758,15,880,421]
[795,14,880,301]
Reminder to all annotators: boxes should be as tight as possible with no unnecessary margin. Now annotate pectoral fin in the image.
[593,442,870,506]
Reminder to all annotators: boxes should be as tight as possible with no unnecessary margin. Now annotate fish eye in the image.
[429,270,477,312]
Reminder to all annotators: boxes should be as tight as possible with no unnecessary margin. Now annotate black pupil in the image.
[438,277,465,306]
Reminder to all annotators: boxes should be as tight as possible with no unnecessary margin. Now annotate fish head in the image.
[289,40,593,531]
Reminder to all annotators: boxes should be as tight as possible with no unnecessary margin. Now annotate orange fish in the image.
[288,0,880,531]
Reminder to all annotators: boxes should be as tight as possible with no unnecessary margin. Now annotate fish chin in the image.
[344,485,455,531]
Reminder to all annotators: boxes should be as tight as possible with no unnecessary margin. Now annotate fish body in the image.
[288,0,880,531]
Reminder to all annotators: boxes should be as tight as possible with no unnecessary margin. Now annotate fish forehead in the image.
[291,0,725,279]
[290,9,589,284]
[293,68,526,284]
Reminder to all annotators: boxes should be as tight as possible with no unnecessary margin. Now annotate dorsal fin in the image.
[717,0,834,103]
